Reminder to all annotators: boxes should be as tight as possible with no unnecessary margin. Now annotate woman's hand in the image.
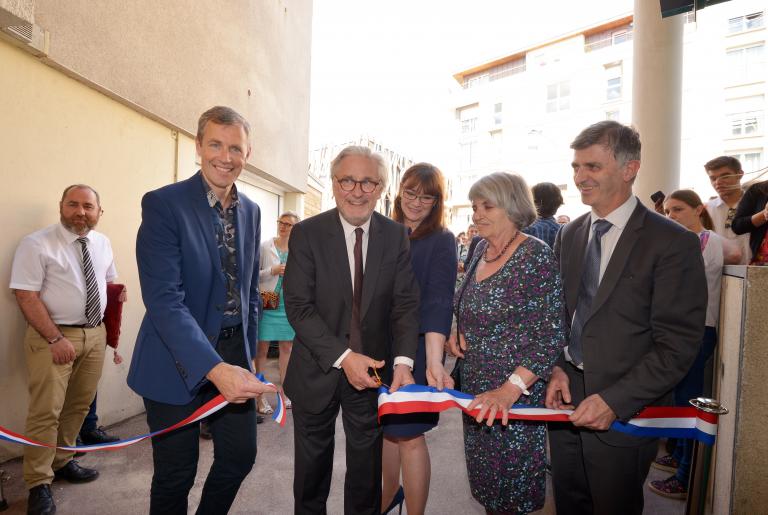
[426,363,454,391]
[467,382,523,426]
[271,264,286,276]
[446,332,467,358]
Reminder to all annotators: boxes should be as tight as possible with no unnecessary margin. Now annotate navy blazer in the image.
[127,173,261,405]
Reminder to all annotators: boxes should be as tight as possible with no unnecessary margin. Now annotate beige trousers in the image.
[23,324,105,488]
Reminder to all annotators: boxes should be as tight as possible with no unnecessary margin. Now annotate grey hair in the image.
[279,210,301,222]
[468,172,537,229]
[570,120,641,168]
[330,146,389,189]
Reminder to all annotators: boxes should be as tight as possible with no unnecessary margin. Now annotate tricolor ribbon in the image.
[0,374,284,452]
[377,384,718,445]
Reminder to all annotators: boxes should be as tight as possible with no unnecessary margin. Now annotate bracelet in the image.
[508,373,531,396]
[47,334,64,345]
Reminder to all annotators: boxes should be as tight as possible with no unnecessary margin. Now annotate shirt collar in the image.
[58,222,88,243]
[710,196,725,208]
[590,195,637,230]
[338,212,372,237]
[200,171,239,209]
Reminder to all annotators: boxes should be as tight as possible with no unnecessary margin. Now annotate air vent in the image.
[3,23,33,42]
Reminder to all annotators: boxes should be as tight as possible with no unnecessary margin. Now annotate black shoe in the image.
[79,426,119,445]
[27,484,56,515]
[53,460,99,483]
[256,414,265,425]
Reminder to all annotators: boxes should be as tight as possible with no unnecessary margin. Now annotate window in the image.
[459,141,477,170]
[726,97,764,137]
[457,105,479,135]
[546,81,570,113]
[493,103,503,126]
[605,63,622,101]
[726,44,765,83]
[606,110,620,121]
[728,150,763,172]
[584,23,634,52]
[728,12,764,34]
[490,130,504,162]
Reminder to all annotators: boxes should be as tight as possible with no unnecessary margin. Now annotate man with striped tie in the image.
[10,184,116,515]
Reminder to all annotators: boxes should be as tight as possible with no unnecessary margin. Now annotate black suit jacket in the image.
[282,209,420,413]
[554,199,706,445]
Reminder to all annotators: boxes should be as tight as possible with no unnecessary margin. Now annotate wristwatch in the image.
[47,334,64,345]
[508,373,530,396]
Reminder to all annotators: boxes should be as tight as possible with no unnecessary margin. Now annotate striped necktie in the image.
[77,237,102,327]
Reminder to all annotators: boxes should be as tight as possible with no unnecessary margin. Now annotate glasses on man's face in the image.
[334,176,380,194]
[277,220,294,228]
[402,189,437,205]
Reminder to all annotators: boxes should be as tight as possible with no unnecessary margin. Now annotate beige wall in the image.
[33,0,312,192]
[0,40,182,460]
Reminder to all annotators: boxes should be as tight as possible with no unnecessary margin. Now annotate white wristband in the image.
[508,373,530,396]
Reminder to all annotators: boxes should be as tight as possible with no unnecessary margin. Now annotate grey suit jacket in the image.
[554,199,707,445]
[282,208,420,413]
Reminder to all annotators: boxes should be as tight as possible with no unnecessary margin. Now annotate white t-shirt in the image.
[10,223,117,324]
[705,197,751,264]
[700,230,723,328]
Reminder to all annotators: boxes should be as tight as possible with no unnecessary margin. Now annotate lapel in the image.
[190,176,225,287]
[587,200,646,320]
[360,212,384,320]
[328,209,354,311]
[234,199,249,301]
[565,216,590,311]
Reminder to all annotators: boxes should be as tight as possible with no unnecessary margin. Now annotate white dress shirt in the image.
[333,214,413,370]
[10,223,117,324]
[706,196,751,264]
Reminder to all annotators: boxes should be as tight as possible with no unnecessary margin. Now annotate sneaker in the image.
[651,454,679,473]
[258,397,273,415]
[648,475,687,499]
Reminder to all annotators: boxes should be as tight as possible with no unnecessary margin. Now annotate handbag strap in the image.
[456,239,486,335]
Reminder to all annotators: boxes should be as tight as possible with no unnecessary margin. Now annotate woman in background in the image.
[256,211,300,414]
[381,163,457,515]
[649,190,723,499]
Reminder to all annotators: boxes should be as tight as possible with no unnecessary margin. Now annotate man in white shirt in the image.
[10,185,117,515]
[704,155,751,264]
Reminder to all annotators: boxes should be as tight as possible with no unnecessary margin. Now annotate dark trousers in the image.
[673,326,717,486]
[80,395,98,434]
[292,375,382,515]
[548,365,657,515]
[144,327,257,515]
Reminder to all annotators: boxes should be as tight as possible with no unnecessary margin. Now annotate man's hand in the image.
[426,363,453,391]
[112,350,124,365]
[50,337,76,365]
[389,364,415,393]
[569,394,616,430]
[545,366,574,410]
[446,332,467,358]
[467,382,522,426]
[340,352,384,390]
[206,362,276,403]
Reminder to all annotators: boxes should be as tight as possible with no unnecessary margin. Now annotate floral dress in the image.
[454,238,565,514]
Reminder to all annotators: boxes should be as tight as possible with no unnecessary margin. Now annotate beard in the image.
[60,214,97,235]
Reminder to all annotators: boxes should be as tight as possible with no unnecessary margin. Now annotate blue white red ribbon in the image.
[377,384,718,445]
[0,374,284,452]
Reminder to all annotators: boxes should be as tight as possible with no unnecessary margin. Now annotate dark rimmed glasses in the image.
[402,189,437,204]
[277,220,294,228]
[334,176,381,194]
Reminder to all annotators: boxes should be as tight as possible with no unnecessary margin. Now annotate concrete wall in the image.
[0,0,312,462]
[33,0,313,192]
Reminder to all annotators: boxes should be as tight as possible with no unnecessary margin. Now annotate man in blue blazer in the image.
[128,106,275,515]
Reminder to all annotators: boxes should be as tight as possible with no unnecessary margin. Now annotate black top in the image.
[731,181,768,259]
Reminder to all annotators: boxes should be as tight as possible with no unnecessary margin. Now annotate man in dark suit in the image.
[128,106,275,514]
[283,146,420,515]
[545,121,707,515]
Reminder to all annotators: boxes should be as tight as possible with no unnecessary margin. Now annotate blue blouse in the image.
[409,229,458,336]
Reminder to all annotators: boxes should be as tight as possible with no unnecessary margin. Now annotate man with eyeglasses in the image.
[704,155,750,264]
[283,145,419,514]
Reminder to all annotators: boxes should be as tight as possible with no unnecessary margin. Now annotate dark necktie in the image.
[349,227,364,353]
[568,219,612,367]
[78,237,102,327]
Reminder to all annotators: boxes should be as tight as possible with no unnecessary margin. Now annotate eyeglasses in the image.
[402,189,437,204]
[334,176,380,194]
[277,220,294,228]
